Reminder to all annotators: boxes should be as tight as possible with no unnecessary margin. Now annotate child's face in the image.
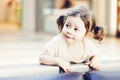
[62,16,86,44]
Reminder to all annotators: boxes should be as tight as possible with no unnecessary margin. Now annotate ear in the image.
[85,32,93,38]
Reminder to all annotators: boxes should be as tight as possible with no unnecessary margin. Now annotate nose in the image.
[67,28,73,35]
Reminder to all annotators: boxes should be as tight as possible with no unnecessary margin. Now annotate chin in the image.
[65,39,74,44]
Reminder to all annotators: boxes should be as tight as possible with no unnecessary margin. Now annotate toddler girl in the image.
[39,6,104,72]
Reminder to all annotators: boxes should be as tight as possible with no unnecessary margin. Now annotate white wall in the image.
[92,0,107,27]
[22,0,36,33]
[108,0,117,36]
[92,0,117,36]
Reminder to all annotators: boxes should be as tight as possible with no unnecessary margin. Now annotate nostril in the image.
[67,31,72,35]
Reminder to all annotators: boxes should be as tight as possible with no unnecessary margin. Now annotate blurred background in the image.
[0,0,120,77]
[0,0,120,36]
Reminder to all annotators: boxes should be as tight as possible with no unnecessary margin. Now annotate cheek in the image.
[61,28,65,33]
[81,29,86,36]
[62,26,67,33]
[75,31,86,40]
[61,28,66,35]
[76,34,84,39]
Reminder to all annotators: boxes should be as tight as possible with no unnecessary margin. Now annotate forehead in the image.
[66,16,84,26]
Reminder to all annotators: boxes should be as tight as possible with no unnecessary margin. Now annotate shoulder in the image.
[46,33,64,46]
[43,33,66,56]
[85,38,96,46]
[85,38,100,54]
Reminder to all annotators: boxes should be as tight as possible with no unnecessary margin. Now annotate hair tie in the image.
[94,26,103,34]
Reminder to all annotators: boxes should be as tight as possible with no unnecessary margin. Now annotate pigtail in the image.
[93,26,105,41]
[56,15,67,32]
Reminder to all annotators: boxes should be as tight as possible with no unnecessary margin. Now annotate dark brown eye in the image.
[74,28,78,31]
[66,24,70,28]
[66,24,69,27]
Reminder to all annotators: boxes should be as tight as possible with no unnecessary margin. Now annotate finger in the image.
[68,66,71,72]
[65,69,69,72]
[64,68,67,72]
[90,62,94,67]
[90,65,100,71]
[85,62,91,65]
[66,69,70,72]
[66,64,71,72]
[95,65,100,71]
[93,65,97,69]
[67,67,71,72]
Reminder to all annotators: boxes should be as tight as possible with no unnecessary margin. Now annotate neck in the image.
[67,39,84,47]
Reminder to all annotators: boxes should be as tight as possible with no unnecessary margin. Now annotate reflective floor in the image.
[0,32,53,65]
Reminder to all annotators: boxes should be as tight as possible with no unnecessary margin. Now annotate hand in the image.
[57,59,71,72]
[85,56,101,70]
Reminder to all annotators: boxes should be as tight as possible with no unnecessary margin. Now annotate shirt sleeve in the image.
[87,39,100,58]
[42,36,59,56]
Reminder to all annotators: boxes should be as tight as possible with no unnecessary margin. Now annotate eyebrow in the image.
[74,25,79,28]
[67,20,80,28]
[66,21,72,25]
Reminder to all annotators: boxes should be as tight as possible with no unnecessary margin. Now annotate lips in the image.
[64,35,72,39]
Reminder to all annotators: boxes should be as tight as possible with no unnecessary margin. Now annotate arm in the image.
[39,35,71,72]
[39,36,59,65]
[39,50,71,72]
[39,51,61,65]
[88,55,101,70]
[85,39,101,70]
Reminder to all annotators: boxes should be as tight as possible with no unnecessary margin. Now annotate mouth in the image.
[64,35,72,39]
